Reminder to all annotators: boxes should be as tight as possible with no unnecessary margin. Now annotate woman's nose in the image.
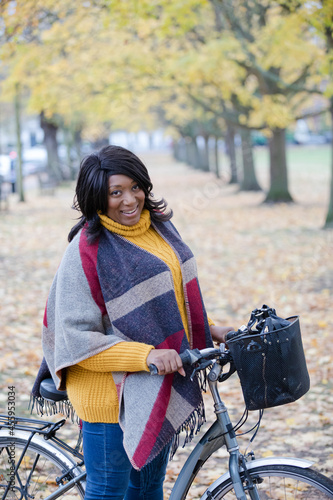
[122,190,136,205]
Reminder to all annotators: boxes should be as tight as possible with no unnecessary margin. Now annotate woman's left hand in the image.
[210,325,235,344]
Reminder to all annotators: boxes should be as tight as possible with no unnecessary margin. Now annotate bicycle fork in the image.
[208,363,260,500]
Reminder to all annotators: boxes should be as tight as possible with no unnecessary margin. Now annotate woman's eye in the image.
[110,190,121,196]
[132,184,140,191]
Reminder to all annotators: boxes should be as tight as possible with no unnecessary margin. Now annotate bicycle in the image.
[1,344,333,499]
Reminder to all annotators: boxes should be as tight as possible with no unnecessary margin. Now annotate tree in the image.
[40,113,62,181]
[14,84,24,202]
[225,124,238,184]
[143,0,327,200]
[326,101,333,227]
[304,0,333,228]
[204,1,328,201]
[0,0,163,178]
[240,128,262,191]
[0,0,330,211]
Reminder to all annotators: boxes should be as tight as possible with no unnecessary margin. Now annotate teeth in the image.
[122,208,136,214]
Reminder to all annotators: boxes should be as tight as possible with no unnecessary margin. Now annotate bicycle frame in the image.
[169,360,246,499]
[40,470,87,500]
[170,360,313,500]
[0,354,316,500]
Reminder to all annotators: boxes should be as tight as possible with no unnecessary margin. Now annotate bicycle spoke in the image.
[0,438,84,499]
[197,464,333,499]
[28,455,59,499]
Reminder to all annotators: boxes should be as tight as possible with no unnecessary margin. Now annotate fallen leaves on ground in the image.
[0,149,332,498]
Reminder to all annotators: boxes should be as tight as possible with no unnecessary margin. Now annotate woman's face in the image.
[106,174,145,226]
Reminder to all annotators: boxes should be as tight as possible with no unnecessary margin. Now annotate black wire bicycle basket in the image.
[226,305,310,411]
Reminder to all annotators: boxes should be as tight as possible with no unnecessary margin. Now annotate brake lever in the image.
[190,359,213,381]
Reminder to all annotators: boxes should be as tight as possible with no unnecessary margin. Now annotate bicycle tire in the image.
[201,464,333,499]
[0,431,85,499]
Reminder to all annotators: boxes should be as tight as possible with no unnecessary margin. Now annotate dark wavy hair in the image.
[68,145,173,243]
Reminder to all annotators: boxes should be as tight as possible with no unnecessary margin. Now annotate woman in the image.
[41,145,233,500]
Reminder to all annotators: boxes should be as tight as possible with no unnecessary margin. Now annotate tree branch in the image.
[237,60,322,96]
[209,0,255,43]
[295,106,329,121]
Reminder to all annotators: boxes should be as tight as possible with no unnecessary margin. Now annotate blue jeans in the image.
[82,421,170,500]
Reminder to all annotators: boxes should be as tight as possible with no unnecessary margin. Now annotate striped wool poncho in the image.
[42,216,213,470]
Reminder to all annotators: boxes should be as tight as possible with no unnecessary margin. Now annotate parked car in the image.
[293,132,327,145]
[251,132,268,146]
[293,119,327,145]
[22,146,47,175]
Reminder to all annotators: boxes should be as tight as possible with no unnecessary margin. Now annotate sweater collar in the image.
[99,209,151,237]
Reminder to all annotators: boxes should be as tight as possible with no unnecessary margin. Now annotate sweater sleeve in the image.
[208,316,215,326]
[77,341,154,372]
[42,230,156,390]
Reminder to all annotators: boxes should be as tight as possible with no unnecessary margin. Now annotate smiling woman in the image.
[68,144,172,244]
[106,175,145,225]
[33,144,233,500]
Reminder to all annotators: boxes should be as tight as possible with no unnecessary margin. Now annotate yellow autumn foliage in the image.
[0,0,331,138]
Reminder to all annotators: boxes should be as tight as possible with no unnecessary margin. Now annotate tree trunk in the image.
[14,84,24,202]
[173,138,185,162]
[324,101,333,228]
[74,127,82,162]
[226,124,238,183]
[68,126,82,180]
[63,128,73,180]
[240,129,261,191]
[184,139,192,166]
[265,128,293,203]
[173,140,180,161]
[201,135,210,171]
[40,112,63,181]
[213,135,221,178]
[176,137,187,163]
[192,137,201,169]
[185,137,201,169]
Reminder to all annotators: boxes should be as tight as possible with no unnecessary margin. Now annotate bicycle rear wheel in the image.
[203,464,333,499]
[0,432,85,499]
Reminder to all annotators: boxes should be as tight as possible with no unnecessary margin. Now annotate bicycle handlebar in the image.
[148,345,233,376]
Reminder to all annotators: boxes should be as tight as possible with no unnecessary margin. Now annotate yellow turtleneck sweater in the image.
[66,210,212,423]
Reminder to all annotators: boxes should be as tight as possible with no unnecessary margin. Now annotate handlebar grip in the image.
[149,364,159,375]
[149,348,202,375]
[179,349,192,365]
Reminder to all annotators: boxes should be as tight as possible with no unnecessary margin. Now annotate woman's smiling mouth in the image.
[121,206,139,215]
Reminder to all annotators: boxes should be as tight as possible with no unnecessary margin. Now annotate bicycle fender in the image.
[200,457,314,499]
[0,428,77,469]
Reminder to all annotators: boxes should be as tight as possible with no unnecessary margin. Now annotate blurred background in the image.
[0,0,332,222]
[0,1,332,492]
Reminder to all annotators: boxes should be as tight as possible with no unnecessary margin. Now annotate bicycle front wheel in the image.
[204,464,333,499]
[0,432,85,499]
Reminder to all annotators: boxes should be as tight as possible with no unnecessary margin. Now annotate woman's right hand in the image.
[146,349,186,377]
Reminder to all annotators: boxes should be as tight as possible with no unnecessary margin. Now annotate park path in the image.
[0,150,332,497]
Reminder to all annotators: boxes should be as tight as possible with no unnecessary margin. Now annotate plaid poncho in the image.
[42,218,213,469]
